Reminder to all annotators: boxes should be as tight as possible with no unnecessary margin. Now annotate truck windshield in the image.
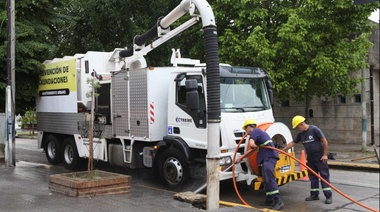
[220,77,271,112]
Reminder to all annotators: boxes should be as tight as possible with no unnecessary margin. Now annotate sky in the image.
[369,9,379,23]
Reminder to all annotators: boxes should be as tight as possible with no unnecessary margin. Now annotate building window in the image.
[279,100,290,107]
[354,94,361,103]
[338,95,346,104]
[308,109,314,118]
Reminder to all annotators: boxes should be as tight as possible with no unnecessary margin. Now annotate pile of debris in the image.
[173,191,207,210]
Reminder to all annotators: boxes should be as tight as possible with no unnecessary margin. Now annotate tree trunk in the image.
[87,78,95,179]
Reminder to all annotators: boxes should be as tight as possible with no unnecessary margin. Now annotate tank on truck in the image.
[117,0,221,209]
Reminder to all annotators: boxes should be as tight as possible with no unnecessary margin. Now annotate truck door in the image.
[167,73,207,147]
[176,74,206,128]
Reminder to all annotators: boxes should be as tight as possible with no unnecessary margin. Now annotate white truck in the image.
[37,0,305,189]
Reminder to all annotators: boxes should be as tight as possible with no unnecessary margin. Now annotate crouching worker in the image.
[236,119,284,210]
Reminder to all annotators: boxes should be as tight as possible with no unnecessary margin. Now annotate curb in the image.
[328,161,379,170]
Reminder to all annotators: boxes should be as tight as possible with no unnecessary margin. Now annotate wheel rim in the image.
[163,157,183,185]
[64,145,74,164]
[47,141,56,159]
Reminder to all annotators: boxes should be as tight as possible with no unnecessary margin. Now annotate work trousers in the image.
[307,160,332,198]
[261,157,280,201]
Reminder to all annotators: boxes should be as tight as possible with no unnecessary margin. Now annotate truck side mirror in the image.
[185,79,199,110]
[268,89,274,106]
[85,60,89,74]
[266,80,274,105]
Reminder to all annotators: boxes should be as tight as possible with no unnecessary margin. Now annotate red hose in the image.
[231,136,379,212]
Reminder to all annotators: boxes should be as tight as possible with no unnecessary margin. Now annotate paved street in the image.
[0,138,379,212]
[1,138,251,212]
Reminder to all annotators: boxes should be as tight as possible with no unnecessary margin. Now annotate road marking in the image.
[16,161,52,169]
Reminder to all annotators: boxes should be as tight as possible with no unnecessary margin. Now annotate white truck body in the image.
[37,0,304,189]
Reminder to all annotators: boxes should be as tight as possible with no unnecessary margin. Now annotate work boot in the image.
[305,195,320,201]
[325,197,333,204]
[259,199,274,207]
[272,199,284,210]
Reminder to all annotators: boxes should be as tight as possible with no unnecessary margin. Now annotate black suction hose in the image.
[203,26,220,121]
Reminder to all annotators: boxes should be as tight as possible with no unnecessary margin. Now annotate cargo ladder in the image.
[119,138,134,163]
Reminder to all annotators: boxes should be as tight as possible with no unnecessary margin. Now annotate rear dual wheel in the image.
[62,137,84,170]
[45,135,62,165]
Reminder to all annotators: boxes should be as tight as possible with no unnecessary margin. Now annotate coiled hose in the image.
[231,134,379,212]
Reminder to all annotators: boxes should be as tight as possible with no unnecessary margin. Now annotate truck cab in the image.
[152,61,293,187]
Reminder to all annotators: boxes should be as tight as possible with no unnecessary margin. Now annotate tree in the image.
[1,0,378,113]
[0,0,66,114]
[20,109,37,135]
[54,0,181,66]
[212,0,379,103]
[85,72,101,178]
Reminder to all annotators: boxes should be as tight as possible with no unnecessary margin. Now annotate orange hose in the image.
[230,135,378,212]
[231,134,251,206]
[262,146,379,212]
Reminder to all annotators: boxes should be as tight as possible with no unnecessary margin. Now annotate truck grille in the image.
[234,132,246,154]
[234,132,245,138]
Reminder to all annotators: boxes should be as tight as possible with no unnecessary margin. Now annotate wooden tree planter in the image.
[49,170,131,197]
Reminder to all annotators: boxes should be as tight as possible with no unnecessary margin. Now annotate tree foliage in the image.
[19,109,37,135]
[63,0,375,102]
[0,0,378,113]
[0,0,66,113]
[54,0,182,66]
[212,0,379,102]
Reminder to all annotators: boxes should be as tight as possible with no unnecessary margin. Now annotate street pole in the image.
[5,0,16,167]
[361,68,367,151]
[378,3,379,146]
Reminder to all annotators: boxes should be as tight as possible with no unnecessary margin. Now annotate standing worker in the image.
[282,115,333,204]
[237,119,284,210]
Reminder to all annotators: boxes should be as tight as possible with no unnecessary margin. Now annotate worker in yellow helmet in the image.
[282,115,333,204]
[237,119,284,210]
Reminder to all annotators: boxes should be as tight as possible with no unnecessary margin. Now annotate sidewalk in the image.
[293,142,380,170]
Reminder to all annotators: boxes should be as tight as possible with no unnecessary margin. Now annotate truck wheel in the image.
[45,135,62,165]
[62,137,82,170]
[157,148,189,188]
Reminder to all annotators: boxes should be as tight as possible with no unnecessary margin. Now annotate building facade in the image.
[273,22,379,146]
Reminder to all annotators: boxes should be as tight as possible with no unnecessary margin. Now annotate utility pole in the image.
[378,4,380,146]
[361,68,367,151]
[5,0,16,166]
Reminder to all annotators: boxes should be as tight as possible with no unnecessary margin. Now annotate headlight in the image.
[220,156,232,166]
[225,156,232,164]
[220,157,226,165]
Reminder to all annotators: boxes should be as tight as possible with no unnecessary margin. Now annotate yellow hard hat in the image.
[242,119,256,130]
[292,115,305,128]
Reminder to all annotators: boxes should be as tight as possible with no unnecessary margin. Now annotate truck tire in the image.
[62,137,82,170]
[157,148,189,188]
[45,135,62,165]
